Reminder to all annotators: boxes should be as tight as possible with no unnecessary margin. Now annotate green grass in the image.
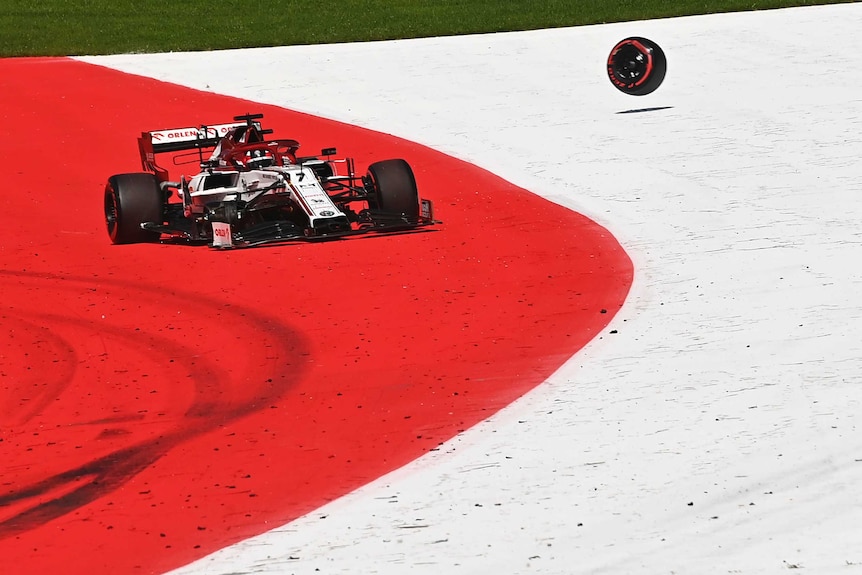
[0,0,853,57]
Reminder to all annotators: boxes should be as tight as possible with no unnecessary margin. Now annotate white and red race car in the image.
[104,113,436,248]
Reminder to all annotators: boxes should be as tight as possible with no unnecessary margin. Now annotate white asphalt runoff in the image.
[81,4,862,574]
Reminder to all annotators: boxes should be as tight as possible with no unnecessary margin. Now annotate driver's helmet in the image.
[245,148,274,169]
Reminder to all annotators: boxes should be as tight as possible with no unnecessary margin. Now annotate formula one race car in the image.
[104,113,437,248]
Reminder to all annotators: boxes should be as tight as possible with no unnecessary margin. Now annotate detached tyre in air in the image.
[607,37,667,96]
[104,173,164,244]
[365,159,419,220]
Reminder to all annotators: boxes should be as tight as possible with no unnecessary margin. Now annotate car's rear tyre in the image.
[365,159,419,220]
[104,173,163,244]
[607,37,667,96]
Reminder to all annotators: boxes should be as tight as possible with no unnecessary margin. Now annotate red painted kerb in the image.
[0,57,633,575]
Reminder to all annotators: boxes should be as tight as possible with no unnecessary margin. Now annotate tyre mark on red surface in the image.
[1,314,77,426]
[0,271,309,539]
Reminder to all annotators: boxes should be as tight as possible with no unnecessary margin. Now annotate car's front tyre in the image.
[365,159,419,221]
[104,173,164,244]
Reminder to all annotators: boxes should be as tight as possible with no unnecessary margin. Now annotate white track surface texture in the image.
[81,4,862,574]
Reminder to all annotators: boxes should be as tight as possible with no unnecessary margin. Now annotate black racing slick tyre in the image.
[104,173,163,244]
[607,37,667,96]
[365,159,420,221]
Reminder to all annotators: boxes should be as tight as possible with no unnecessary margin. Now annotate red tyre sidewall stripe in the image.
[628,39,654,87]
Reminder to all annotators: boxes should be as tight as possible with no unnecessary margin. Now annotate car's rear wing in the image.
[138,121,250,180]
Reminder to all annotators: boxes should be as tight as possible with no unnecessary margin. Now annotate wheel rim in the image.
[612,42,652,86]
[104,187,119,239]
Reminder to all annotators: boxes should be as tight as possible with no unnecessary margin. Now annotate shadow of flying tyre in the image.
[607,37,667,96]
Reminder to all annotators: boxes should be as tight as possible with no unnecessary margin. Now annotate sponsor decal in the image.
[152,129,198,141]
[211,222,233,247]
[150,123,242,143]
[421,199,433,220]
